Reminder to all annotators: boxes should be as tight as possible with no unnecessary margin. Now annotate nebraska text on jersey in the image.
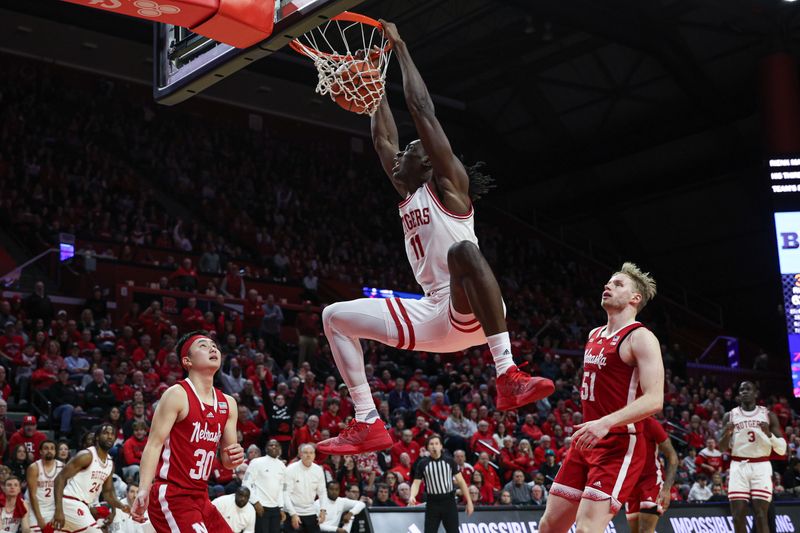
[191,422,222,444]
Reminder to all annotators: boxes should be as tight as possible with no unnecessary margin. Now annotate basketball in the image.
[331,59,384,114]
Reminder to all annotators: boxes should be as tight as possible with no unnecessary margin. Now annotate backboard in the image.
[154,0,365,106]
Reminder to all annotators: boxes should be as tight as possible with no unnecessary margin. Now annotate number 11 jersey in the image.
[156,379,229,491]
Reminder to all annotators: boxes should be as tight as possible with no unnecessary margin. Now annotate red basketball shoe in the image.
[316,419,393,455]
[496,365,555,411]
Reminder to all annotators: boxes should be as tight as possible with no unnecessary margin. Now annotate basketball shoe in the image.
[316,418,393,455]
[496,365,555,411]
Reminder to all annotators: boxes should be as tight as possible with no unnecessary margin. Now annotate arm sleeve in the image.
[413,459,426,480]
[243,506,256,533]
[242,462,256,504]
[771,435,788,455]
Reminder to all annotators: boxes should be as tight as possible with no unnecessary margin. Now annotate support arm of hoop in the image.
[60,0,274,49]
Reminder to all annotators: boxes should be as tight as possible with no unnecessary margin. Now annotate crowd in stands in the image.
[0,53,797,515]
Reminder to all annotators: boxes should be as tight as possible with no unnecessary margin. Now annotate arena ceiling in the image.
[4,0,800,350]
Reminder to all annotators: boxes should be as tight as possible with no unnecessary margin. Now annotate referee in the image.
[409,435,474,533]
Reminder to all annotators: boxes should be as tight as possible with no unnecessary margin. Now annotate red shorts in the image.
[148,482,233,533]
[625,467,663,514]
[550,432,645,514]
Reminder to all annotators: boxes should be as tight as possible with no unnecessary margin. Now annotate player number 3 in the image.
[189,449,215,480]
[580,372,597,402]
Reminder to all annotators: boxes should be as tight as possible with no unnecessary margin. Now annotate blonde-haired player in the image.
[719,381,786,533]
[540,263,664,533]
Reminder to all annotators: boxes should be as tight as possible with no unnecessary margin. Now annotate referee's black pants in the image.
[424,494,459,533]
[255,506,282,533]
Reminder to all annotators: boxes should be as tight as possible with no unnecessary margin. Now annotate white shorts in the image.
[60,497,100,533]
[29,505,55,531]
[381,288,503,353]
[728,460,773,502]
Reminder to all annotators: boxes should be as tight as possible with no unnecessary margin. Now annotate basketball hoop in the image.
[290,12,392,116]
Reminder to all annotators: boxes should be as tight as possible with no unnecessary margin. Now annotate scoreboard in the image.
[771,157,800,397]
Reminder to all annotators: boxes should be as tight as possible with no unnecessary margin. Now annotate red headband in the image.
[180,335,213,366]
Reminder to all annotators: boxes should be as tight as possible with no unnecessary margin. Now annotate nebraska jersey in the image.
[27,459,63,516]
[64,447,112,505]
[640,418,668,481]
[399,182,478,295]
[581,322,645,434]
[731,406,772,458]
[156,379,229,492]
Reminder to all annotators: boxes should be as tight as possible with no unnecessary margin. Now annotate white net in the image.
[291,16,392,116]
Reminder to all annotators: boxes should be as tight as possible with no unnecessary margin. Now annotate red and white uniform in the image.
[728,406,774,502]
[0,508,21,533]
[370,183,501,354]
[147,379,233,533]
[626,417,668,514]
[551,322,647,513]
[61,447,113,533]
[27,459,64,531]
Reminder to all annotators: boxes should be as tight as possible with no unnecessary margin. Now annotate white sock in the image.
[487,332,514,375]
[350,383,379,423]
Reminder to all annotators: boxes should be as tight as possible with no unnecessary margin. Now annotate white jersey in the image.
[64,447,113,505]
[731,406,772,458]
[0,508,20,533]
[399,182,478,295]
[27,459,64,520]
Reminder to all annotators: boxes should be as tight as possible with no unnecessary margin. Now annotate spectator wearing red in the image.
[0,322,24,365]
[116,325,139,355]
[121,421,148,481]
[430,393,451,422]
[389,452,412,483]
[131,334,152,365]
[77,329,96,356]
[319,398,344,437]
[291,414,321,459]
[30,360,57,392]
[220,263,246,299]
[470,420,498,457]
[110,371,134,404]
[520,413,544,442]
[515,440,537,475]
[158,352,183,383]
[411,416,434,448]
[242,290,265,336]
[180,297,204,331]
[139,304,171,342]
[337,385,354,420]
[170,257,199,292]
[390,430,421,467]
[533,435,554,466]
[8,416,46,461]
[453,450,474,481]
[237,405,261,450]
[473,452,501,493]
[696,437,725,476]
[470,470,495,505]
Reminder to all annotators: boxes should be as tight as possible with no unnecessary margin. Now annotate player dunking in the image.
[539,264,664,533]
[317,20,554,455]
[26,440,63,533]
[719,381,786,533]
[53,425,128,533]
[624,417,678,533]
[130,331,245,532]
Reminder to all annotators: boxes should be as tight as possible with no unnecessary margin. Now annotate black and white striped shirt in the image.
[414,455,459,496]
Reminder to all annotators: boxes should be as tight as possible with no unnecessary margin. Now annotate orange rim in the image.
[289,11,392,61]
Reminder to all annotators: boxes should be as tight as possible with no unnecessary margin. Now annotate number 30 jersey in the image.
[730,406,772,459]
[399,182,478,296]
[156,379,229,491]
[581,322,645,435]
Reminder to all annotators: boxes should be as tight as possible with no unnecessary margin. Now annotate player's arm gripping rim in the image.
[657,436,679,512]
[220,393,245,470]
[572,327,664,450]
[130,384,183,522]
[52,450,93,530]
[379,20,471,213]
[26,461,45,528]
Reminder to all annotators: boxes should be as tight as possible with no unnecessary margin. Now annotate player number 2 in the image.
[189,450,215,480]
[580,372,596,402]
[409,234,424,260]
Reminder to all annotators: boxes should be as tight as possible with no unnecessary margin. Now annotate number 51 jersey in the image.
[581,322,645,435]
[156,379,229,491]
